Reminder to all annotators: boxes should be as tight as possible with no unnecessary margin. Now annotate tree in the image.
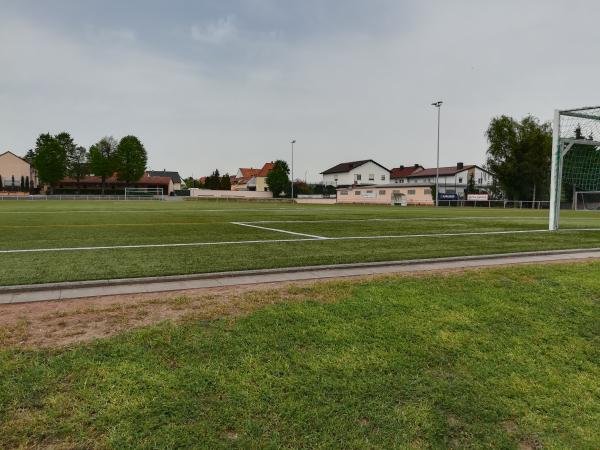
[466,173,476,194]
[33,133,68,194]
[219,173,231,190]
[89,137,117,194]
[25,176,30,191]
[23,149,36,164]
[204,169,220,190]
[114,136,147,186]
[20,176,25,191]
[67,146,89,189]
[485,115,552,201]
[266,160,290,197]
[0,176,3,190]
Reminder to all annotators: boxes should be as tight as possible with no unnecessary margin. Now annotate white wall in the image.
[189,188,273,199]
[323,161,389,186]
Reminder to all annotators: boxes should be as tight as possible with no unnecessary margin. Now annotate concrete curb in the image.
[2,247,600,304]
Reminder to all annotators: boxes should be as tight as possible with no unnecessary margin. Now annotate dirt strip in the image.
[0,258,595,349]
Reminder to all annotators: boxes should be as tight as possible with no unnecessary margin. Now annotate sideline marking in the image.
[1,228,600,254]
[231,221,328,239]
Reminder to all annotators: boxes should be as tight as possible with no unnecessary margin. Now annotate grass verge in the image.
[1,262,599,448]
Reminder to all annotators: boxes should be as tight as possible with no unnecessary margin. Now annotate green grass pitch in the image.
[2,263,599,447]
[1,199,600,286]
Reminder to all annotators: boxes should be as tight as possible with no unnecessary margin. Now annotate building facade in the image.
[321,160,390,187]
[336,184,433,205]
[0,151,38,192]
[406,163,494,198]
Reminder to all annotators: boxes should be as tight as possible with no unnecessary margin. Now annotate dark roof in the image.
[146,170,182,183]
[321,159,389,175]
[408,165,481,178]
[390,165,423,179]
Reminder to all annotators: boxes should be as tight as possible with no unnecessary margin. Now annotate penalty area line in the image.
[231,221,328,239]
[1,228,600,254]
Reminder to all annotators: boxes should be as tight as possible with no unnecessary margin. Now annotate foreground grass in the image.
[1,201,600,285]
[1,263,599,448]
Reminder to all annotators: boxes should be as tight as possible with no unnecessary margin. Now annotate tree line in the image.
[26,133,147,194]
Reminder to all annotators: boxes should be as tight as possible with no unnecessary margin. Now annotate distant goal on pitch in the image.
[124,187,165,200]
[549,106,600,229]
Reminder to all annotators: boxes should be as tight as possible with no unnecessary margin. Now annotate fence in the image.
[0,195,163,201]
[434,199,550,209]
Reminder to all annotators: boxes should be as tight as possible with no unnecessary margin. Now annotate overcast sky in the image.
[1,0,599,181]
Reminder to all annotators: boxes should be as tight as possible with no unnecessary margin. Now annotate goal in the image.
[549,106,600,229]
[124,187,164,200]
[574,191,600,211]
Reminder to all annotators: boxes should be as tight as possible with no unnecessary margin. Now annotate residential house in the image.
[0,150,38,192]
[390,164,424,184]
[321,160,390,187]
[406,162,494,198]
[146,170,183,190]
[232,162,274,192]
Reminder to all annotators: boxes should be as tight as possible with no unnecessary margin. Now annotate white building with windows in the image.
[406,162,494,198]
[321,159,390,187]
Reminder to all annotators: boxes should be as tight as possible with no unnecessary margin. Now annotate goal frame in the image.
[124,187,164,200]
[549,106,600,230]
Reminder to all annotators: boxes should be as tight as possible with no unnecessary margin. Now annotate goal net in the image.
[124,187,164,200]
[575,191,600,211]
[549,106,600,229]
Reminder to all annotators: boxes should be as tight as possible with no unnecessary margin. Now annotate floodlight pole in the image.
[290,139,296,201]
[432,101,443,206]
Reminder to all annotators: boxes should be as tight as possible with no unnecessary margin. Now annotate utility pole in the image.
[431,101,443,206]
[290,139,296,201]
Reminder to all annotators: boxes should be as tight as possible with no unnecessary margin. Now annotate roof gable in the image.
[321,159,389,175]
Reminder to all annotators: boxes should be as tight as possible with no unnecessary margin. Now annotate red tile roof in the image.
[408,165,476,178]
[390,165,423,179]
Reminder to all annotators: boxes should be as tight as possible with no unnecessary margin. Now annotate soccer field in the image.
[1,199,600,286]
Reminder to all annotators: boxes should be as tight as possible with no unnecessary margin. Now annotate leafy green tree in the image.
[67,146,89,189]
[485,115,552,201]
[33,133,68,194]
[266,160,290,197]
[20,176,25,191]
[220,173,231,190]
[89,137,117,194]
[25,176,30,191]
[114,136,147,186]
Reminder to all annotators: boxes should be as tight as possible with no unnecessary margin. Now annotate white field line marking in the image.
[1,228,600,254]
[0,207,321,215]
[231,221,328,239]
[241,216,553,224]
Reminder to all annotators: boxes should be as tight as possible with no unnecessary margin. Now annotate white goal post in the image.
[124,187,164,200]
[549,106,600,230]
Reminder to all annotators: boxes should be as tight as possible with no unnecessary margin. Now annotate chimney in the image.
[400,165,404,169]
[457,162,464,170]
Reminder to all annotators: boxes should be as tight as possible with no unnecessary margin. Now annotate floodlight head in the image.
[431,101,443,107]
[290,139,296,144]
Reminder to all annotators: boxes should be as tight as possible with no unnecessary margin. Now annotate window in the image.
[408,189,416,195]
[458,177,463,183]
[355,174,362,181]
[369,174,375,181]
[380,174,386,181]
[340,190,348,195]
[334,176,338,182]
[379,190,386,195]
[424,189,431,195]
[366,190,373,194]
[355,190,361,195]
[478,178,482,184]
